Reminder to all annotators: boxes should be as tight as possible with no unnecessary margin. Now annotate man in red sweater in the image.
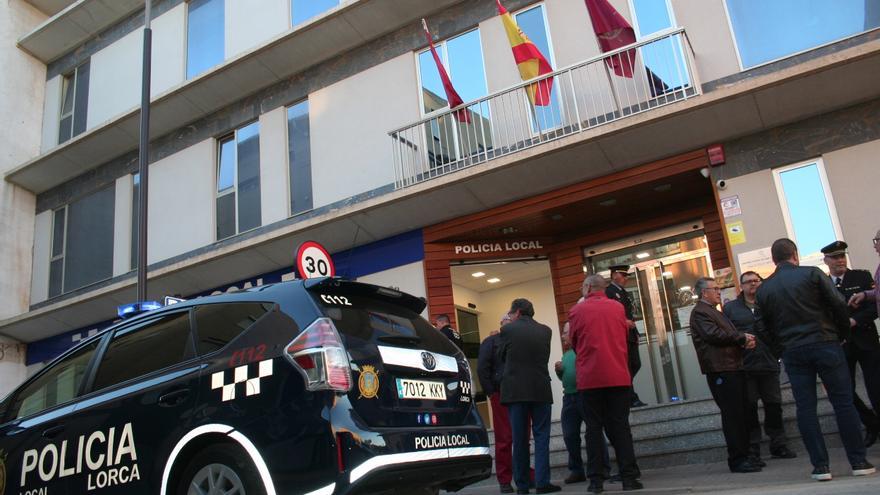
[568,274,642,493]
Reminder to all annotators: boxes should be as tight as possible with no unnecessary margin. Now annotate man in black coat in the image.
[723,271,795,464]
[756,238,873,481]
[477,314,516,493]
[499,299,560,494]
[822,240,880,447]
[434,314,463,349]
[605,265,646,408]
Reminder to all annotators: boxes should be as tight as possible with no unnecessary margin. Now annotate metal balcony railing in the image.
[390,28,700,189]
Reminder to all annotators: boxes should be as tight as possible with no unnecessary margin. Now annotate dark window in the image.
[11,341,98,419]
[193,303,272,355]
[92,312,193,391]
[287,100,312,214]
[186,0,225,79]
[58,60,90,144]
[216,121,261,240]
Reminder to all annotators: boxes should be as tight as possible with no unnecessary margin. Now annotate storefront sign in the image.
[453,240,545,256]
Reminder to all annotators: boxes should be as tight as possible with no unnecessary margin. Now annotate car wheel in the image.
[178,444,266,495]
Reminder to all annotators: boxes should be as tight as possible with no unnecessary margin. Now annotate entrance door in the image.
[587,227,713,404]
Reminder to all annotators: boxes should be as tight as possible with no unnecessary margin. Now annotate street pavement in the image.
[458,446,880,494]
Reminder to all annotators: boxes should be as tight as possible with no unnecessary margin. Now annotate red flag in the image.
[584,0,637,78]
[496,0,555,106]
[422,19,471,123]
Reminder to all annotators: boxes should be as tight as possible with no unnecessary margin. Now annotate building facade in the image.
[2,0,880,424]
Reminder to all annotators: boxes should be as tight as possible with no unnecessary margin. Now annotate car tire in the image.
[177,444,267,495]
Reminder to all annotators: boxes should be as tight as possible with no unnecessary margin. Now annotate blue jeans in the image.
[561,393,610,476]
[783,341,867,468]
[508,402,552,490]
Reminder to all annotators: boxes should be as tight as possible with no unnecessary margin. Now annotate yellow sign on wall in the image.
[727,221,746,246]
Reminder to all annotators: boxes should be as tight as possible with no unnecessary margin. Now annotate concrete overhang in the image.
[3,37,880,343]
[24,0,76,17]
[7,0,464,193]
[18,0,144,63]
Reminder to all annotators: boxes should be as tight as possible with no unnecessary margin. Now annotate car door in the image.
[0,339,101,495]
[61,309,202,494]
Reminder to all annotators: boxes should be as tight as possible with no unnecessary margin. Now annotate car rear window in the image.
[193,302,272,355]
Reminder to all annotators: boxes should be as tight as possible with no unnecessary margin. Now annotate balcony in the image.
[390,29,700,189]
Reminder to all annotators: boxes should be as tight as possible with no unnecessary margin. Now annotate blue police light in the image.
[117,301,163,319]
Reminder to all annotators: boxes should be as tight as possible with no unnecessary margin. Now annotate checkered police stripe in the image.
[211,359,274,402]
[460,381,472,396]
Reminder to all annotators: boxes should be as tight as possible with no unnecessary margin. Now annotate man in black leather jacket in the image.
[723,271,795,464]
[756,239,874,481]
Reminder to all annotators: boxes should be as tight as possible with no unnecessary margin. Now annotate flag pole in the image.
[137,0,152,302]
[601,50,624,118]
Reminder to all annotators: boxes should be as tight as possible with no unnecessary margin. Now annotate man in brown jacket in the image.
[690,277,759,473]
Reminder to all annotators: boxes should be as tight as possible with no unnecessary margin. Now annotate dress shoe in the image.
[516,489,530,495]
[748,455,767,467]
[535,484,561,494]
[631,399,648,408]
[587,480,604,493]
[852,461,876,476]
[865,426,879,448]
[499,483,514,493]
[608,473,621,483]
[622,479,644,491]
[564,472,586,484]
[730,461,762,473]
[811,465,832,481]
[770,446,797,459]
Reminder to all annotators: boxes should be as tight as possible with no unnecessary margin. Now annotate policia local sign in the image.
[451,240,547,258]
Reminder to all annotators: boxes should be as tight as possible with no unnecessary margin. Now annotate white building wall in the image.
[258,106,290,225]
[113,174,134,277]
[30,210,52,305]
[357,261,429,317]
[671,0,740,83]
[147,139,215,264]
[87,4,186,129]
[40,75,61,151]
[309,52,420,207]
[225,0,289,59]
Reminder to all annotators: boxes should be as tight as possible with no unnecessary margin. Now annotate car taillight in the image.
[285,317,352,392]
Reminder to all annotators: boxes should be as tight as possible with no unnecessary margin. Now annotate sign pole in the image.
[137,1,153,302]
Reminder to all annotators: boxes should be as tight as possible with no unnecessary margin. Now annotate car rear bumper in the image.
[341,449,492,494]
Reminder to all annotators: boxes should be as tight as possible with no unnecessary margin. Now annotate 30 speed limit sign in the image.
[295,241,336,279]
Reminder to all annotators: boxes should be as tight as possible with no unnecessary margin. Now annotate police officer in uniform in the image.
[606,265,647,408]
[434,314,464,350]
[822,240,880,447]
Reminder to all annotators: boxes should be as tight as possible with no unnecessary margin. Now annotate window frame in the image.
[290,0,340,27]
[185,0,226,80]
[771,157,844,263]
[285,99,312,217]
[512,1,564,134]
[628,0,678,39]
[721,0,880,71]
[58,60,89,144]
[215,120,261,240]
[49,205,68,298]
[130,172,140,271]
[415,27,488,119]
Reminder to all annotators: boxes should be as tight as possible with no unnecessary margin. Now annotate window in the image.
[287,100,313,215]
[11,341,98,420]
[773,159,842,267]
[131,173,139,271]
[92,313,194,391]
[187,0,225,79]
[292,0,339,26]
[216,121,262,240]
[417,29,491,166]
[725,0,880,69]
[48,186,115,298]
[193,303,271,355]
[514,4,561,131]
[630,0,688,95]
[58,60,90,144]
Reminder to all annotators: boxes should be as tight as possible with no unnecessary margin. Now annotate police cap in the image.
[820,240,848,257]
[609,264,631,275]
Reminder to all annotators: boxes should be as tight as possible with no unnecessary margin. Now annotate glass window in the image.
[131,173,139,271]
[774,160,841,266]
[292,0,339,26]
[631,0,688,94]
[216,122,262,240]
[193,302,271,355]
[12,341,98,419]
[58,60,90,144]
[92,313,193,391]
[726,0,880,69]
[187,0,225,79]
[514,5,561,131]
[287,100,312,215]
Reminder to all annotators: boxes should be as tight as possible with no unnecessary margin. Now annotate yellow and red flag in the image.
[496,0,554,106]
[422,19,471,123]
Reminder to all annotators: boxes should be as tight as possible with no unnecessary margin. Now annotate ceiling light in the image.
[499,226,518,235]
[599,199,617,207]
[471,271,485,278]
[679,285,692,292]
[487,277,501,284]
[636,252,650,259]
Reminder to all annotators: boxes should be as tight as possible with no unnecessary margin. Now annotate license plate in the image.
[396,378,447,400]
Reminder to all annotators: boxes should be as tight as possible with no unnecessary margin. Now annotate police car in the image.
[0,278,491,494]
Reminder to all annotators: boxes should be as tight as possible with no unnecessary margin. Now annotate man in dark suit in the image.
[757,238,874,481]
[434,314,463,349]
[605,265,646,408]
[478,314,515,493]
[499,299,560,494]
[822,240,880,447]
[691,276,761,473]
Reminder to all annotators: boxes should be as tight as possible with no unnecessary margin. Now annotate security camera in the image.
[715,179,727,190]
[699,167,710,179]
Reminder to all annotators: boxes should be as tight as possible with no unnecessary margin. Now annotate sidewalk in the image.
[458,446,880,494]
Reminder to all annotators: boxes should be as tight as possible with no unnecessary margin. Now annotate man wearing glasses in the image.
[822,240,880,448]
[757,238,874,481]
[723,271,796,466]
[691,277,760,473]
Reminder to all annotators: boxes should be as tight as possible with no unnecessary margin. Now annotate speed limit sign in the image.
[295,241,336,279]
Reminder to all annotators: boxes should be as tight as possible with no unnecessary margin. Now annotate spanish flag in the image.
[496,0,554,106]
